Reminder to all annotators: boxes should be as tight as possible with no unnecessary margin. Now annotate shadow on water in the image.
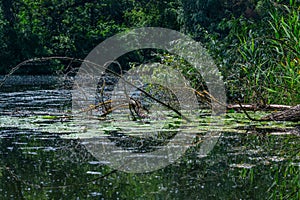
[0,76,299,199]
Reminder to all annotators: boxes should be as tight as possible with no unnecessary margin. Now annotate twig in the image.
[237,101,266,122]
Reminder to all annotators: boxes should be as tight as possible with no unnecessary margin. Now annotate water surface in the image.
[0,76,299,199]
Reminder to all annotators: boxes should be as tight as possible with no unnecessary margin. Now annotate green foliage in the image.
[0,7,10,72]
[267,0,300,104]
[157,53,207,92]
[0,0,299,104]
[0,0,181,74]
[124,0,179,29]
[0,0,128,74]
[185,0,300,105]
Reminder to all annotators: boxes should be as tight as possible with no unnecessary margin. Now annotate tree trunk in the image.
[261,104,300,122]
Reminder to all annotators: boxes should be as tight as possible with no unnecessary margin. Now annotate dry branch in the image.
[227,104,292,111]
[261,104,300,122]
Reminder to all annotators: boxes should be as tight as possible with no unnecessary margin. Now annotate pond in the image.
[0,76,299,199]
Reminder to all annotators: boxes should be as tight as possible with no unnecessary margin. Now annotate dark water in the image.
[0,76,299,199]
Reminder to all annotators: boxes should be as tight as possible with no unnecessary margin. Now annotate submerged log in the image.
[261,105,300,122]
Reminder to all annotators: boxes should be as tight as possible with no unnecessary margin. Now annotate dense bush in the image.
[0,0,299,104]
[178,0,299,105]
[216,0,299,105]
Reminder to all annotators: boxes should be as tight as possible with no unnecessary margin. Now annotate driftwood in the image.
[261,104,300,122]
[227,104,292,111]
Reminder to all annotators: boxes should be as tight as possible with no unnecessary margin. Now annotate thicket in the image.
[0,0,299,105]
[178,0,299,105]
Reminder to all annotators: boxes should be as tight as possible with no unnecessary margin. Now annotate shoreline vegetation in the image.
[0,0,299,122]
[1,57,299,124]
[0,2,298,199]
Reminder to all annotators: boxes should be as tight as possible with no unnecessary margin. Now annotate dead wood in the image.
[261,104,300,122]
[227,104,292,111]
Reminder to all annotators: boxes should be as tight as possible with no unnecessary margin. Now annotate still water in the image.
[0,76,299,199]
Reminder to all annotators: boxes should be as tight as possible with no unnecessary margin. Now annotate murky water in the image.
[0,76,299,199]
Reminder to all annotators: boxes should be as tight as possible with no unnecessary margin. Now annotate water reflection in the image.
[1,128,299,199]
[0,76,299,199]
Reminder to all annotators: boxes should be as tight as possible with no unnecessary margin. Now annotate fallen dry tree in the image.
[196,89,300,122]
[2,56,299,123]
[236,102,300,122]
[227,104,292,111]
[1,56,189,121]
[233,103,300,135]
[197,90,300,123]
[261,104,300,122]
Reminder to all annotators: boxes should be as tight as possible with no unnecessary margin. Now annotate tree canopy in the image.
[0,0,299,104]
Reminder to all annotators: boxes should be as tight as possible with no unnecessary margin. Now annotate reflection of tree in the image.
[0,130,26,199]
[0,129,108,198]
[108,130,177,153]
[0,127,299,199]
